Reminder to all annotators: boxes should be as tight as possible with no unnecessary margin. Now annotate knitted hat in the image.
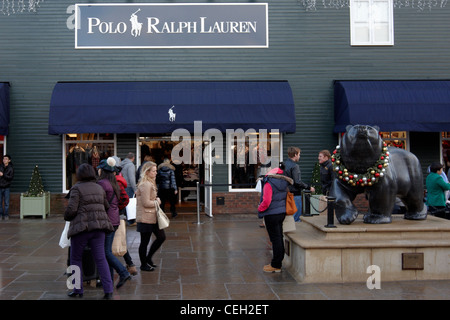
[97,157,117,173]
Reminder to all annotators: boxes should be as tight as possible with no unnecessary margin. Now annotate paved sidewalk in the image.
[0,213,448,300]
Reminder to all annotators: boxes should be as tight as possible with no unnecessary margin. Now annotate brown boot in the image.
[127,265,138,276]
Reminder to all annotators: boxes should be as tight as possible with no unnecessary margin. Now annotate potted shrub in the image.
[20,165,50,219]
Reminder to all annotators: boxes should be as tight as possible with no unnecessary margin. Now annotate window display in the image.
[380,131,407,150]
[442,132,450,177]
[228,132,281,190]
[65,133,115,190]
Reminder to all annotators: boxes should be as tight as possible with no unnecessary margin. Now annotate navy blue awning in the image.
[49,81,296,135]
[334,80,450,133]
[0,83,10,136]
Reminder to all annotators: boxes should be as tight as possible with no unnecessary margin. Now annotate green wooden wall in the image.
[1,0,449,193]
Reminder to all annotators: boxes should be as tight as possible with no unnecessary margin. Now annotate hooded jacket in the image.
[120,158,136,192]
[116,174,130,211]
[258,168,293,218]
[64,181,114,238]
[157,161,177,190]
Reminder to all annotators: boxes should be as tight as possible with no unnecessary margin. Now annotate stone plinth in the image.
[284,215,450,283]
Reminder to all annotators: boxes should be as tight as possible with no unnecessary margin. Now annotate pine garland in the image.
[331,143,390,187]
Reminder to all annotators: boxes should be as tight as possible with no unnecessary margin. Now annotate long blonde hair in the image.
[137,161,157,189]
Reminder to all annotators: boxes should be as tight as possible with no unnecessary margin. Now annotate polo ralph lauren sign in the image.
[75,3,268,49]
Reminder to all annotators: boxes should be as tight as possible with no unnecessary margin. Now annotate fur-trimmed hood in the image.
[158,160,175,171]
[265,168,293,185]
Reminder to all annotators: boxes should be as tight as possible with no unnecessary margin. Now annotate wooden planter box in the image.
[20,192,50,219]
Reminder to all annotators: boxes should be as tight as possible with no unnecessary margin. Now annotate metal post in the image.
[194,181,204,225]
[302,190,312,217]
[324,196,337,228]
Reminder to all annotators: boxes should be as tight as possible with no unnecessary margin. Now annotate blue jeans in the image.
[293,195,302,222]
[104,228,130,280]
[0,188,10,217]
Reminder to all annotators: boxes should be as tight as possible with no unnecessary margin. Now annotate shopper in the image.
[258,164,293,273]
[284,147,315,222]
[318,150,334,196]
[97,157,132,289]
[426,162,450,219]
[157,158,178,218]
[136,161,166,271]
[0,154,13,220]
[64,163,114,299]
[121,152,137,198]
[115,165,138,276]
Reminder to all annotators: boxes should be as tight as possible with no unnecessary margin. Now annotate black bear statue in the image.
[330,125,427,224]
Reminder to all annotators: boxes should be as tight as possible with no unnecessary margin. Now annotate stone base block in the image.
[284,215,450,283]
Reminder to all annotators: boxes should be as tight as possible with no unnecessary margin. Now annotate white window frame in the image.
[350,0,394,46]
[227,130,283,192]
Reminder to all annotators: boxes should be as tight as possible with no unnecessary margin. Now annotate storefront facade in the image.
[1,1,450,214]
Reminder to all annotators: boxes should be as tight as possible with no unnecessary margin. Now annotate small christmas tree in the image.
[26,165,45,196]
[310,162,323,195]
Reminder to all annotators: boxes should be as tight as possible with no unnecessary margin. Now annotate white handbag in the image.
[155,200,170,229]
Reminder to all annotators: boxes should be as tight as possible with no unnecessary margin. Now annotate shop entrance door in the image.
[204,140,213,217]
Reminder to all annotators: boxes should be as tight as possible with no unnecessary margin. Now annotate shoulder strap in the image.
[108,191,116,204]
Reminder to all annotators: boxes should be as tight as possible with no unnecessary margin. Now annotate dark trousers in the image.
[159,188,177,214]
[138,225,166,266]
[69,230,114,294]
[264,213,286,269]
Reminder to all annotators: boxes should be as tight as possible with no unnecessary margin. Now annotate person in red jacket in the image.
[115,167,138,276]
[258,165,293,273]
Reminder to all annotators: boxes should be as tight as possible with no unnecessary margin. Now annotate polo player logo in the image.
[168,106,176,122]
[130,9,143,37]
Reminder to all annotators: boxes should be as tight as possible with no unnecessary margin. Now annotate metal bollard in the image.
[194,181,204,225]
[324,196,337,228]
[302,190,312,217]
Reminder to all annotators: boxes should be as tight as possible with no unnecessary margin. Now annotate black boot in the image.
[103,293,113,300]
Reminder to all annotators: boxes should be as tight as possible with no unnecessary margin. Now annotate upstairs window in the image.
[350,0,394,46]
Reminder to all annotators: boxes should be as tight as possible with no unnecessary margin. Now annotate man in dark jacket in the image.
[284,147,314,222]
[0,155,13,220]
[318,150,334,196]
[157,158,178,218]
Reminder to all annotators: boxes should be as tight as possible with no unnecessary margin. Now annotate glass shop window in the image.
[0,135,4,156]
[227,130,282,191]
[64,133,115,191]
[442,132,450,176]
[380,131,408,150]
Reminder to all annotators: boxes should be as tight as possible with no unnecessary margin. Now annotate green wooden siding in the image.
[1,0,449,192]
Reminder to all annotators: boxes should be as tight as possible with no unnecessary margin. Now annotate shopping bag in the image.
[155,201,170,230]
[255,179,262,193]
[286,191,297,216]
[112,220,127,257]
[126,196,136,221]
[283,215,296,233]
[59,221,71,248]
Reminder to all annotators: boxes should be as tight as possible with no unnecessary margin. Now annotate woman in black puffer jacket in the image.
[64,163,114,299]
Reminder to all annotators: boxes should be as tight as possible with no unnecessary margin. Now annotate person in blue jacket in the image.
[258,164,293,273]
